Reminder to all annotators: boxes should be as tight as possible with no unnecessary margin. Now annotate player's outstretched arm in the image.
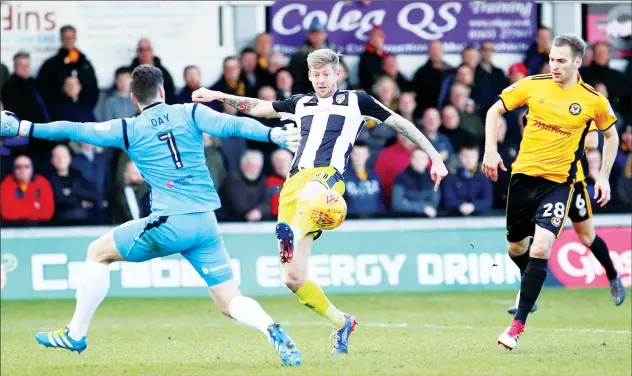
[594,126,619,207]
[1,111,126,149]
[355,91,447,190]
[191,88,280,119]
[383,113,448,191]
[482,100,508,182]
[190,104,299,152]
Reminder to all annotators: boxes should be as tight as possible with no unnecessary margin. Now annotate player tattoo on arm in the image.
[219,97,259,114]
[216,94,280,119]
[384,113,440,159]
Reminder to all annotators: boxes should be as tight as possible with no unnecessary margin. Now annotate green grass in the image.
[1,289,630,376]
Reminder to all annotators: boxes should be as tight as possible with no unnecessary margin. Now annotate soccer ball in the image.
[309,190,347,230]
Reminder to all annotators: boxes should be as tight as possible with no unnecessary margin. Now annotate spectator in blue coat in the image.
[69,142,112,223]
[442,142,493,216]
[391,149,439,218]
[343,140,384,218]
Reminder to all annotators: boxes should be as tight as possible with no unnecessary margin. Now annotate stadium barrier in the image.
[1,215,630,300]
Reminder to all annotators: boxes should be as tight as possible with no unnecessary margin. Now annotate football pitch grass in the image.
[1,289,630,376]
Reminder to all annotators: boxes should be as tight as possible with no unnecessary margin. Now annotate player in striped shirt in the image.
[192,49,449,354]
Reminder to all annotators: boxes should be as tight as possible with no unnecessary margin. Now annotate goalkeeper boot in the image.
[35,327,87,353]
[267,322,301,366]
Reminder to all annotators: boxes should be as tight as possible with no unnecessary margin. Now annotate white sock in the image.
[68,260,110,341]
[325,304,348,328]
[229,296,274,340]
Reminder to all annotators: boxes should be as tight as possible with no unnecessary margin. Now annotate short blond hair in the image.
[552,34,586,58]
[307,49,342,71]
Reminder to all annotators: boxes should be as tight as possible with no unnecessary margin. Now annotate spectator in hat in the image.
[508,63,528,84]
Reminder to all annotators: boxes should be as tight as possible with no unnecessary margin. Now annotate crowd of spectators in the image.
[0,23,630,227]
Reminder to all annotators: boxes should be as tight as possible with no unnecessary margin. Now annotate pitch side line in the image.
[5,321,630,335]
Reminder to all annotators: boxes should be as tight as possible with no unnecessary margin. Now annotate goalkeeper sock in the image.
[68,260,110,341]
[289,200,314,245]
[229,296,274,340]
[295,280,347,328]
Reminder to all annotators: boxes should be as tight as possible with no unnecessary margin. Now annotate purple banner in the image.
[269,1,537,55]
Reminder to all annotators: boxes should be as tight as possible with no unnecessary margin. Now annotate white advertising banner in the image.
[1,1,230,88]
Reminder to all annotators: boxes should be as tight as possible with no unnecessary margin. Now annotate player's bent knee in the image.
[86,231,122,264]
[529,240,552,259]
[507,239,529,256]
[209,279,241,317]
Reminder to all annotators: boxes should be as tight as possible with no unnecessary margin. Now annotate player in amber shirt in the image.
[482,35,620,350]
[506,122,625,315]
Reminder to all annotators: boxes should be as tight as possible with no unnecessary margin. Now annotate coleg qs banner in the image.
[269,1,537,55]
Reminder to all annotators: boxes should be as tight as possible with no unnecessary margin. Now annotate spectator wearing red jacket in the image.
[0,155,54,225]
[267,148,293,217]
[374,133,417,210]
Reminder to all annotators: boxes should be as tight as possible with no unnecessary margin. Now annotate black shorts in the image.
[568,181,593,223]
[506,173,574,242]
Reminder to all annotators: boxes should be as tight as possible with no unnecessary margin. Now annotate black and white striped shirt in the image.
[271,90,394,175]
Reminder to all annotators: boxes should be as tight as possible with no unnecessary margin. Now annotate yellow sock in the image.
[295,280,347,327]
[290,200,313,243]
